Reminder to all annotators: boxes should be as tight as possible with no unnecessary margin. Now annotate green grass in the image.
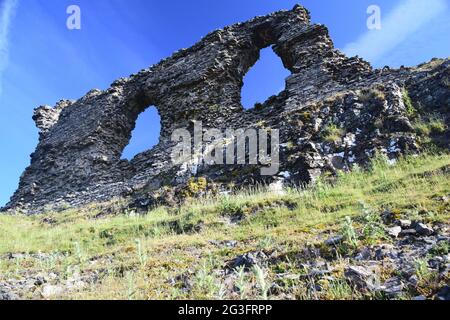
[413,116,447,136]
[402,89,418,118]
[358,87,386,103]
[321,124,346,143]
[0,153,449,299]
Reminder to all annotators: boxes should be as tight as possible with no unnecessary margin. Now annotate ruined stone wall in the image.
[4,5,449,213]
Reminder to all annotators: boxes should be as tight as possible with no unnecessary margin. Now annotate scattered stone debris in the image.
[344,265,380,292]
[0,286,20,301]
[396,220,412,229]
[386,226,402,238]
[325,236,344,246]
[41,284,65,299]
[209,240,238,248]
[437,285,450,301]
[219,209,449,300]
[380,277,405,297]
[0,253,109,300]
[415,223,435,236]
[168,273,193,294]
[229,251,269,271]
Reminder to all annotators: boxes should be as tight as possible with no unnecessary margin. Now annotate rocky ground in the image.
[164,212,449,300]
[1,214,448,300]
[0,154,449,300]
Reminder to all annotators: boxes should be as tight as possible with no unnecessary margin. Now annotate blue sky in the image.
[0,0,449,206]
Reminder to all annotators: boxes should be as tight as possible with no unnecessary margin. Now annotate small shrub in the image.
[323,279,355,300]
[209,104,221,112]
[286,141,295,150]
[168,211,203,235]
[413,258,441,296]
[414,121,431,136]
[257,236,276,251]
[369,152,391,173]
[402,89,417,118]
[235,266,249,299]
[253,265,270,300]
[194,260,223,299]
[182,177,208,197]
[135,239,148,267]
[373,118,384,129]
[413,116,447,136]
[99,229,116,246]
[359,88,386,102]
[250,209,280,229]
[340,216,359,250]
[321,124,345,143]
[126,271,136,300]
[442,77,450,88]
[73,242,85,264]
[428,117,447,134]
[372,89,386,101]
[256,120,266,128]
[197,177,207,189]
[415,259,433,282]
[219,197,245,218]
[254,102,263,110]
[429,241,449,256]
[299,111,312,122]
[361,208,387,244]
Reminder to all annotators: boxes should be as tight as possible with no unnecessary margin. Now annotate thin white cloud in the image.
[343,0,448,65]
[0,0,18,97]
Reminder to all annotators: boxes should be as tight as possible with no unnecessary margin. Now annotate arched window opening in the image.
[121,106,161,160]
[241,47,290,110]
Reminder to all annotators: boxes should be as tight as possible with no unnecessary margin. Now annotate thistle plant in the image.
[253,265,270,300]
[135,239,148,267]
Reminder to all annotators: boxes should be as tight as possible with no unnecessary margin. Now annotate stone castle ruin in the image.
[4,5,449,214]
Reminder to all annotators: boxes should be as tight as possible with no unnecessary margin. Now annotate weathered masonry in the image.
[5,5,449,213]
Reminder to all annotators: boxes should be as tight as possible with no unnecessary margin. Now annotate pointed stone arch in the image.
[241,47,290,109]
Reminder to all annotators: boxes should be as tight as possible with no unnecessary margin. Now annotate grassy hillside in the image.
[0,153,449,300]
